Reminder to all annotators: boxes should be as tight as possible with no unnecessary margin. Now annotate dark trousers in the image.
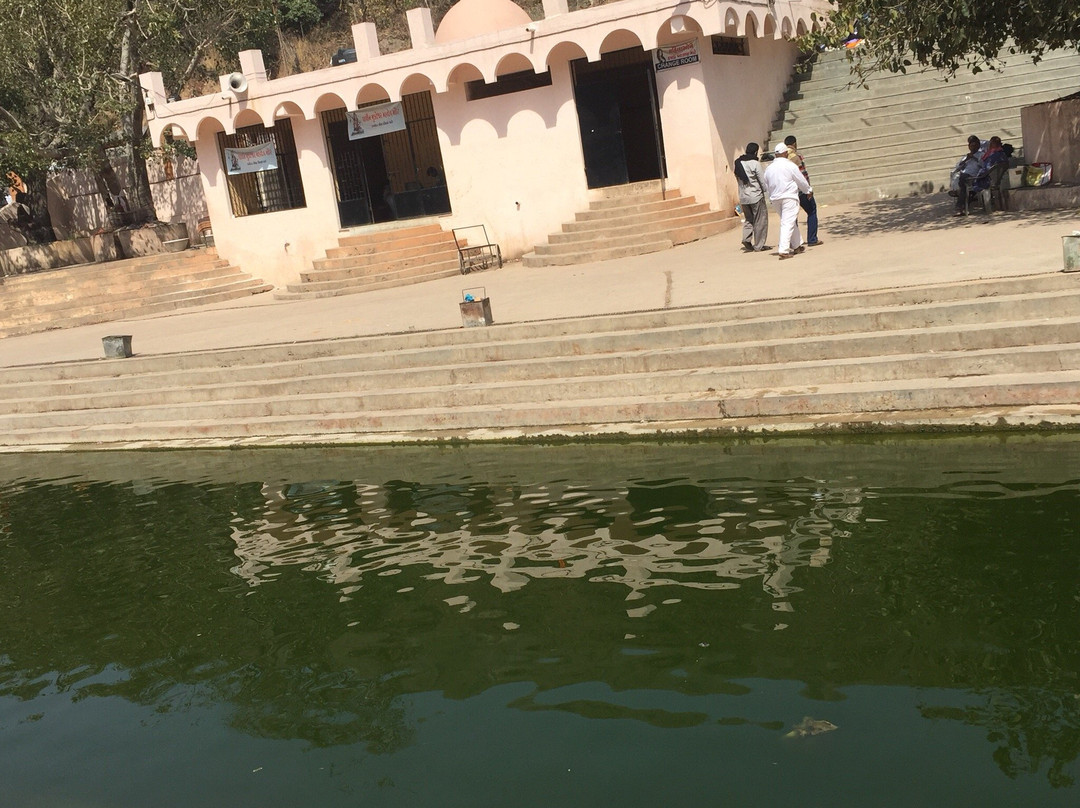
[798,192,818,244]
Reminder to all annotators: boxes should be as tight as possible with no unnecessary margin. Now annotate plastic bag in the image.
[948,168,961,197]
[1022,162,1052,187]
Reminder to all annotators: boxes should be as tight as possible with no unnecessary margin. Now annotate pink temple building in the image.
[139,0,826,288]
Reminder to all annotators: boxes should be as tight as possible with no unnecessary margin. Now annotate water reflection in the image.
[230,476,862,605]
[0,437,1077,804]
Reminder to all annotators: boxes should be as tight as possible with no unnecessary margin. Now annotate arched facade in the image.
[140,0,829,287]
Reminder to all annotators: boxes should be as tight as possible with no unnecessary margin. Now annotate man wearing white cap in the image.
[762,142,813,259]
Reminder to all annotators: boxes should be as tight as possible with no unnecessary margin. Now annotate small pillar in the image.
[238,50,268,83]
[138,71,167,117]
[542,0,568,17]
[352,22,380,60]
[407,7,436,48]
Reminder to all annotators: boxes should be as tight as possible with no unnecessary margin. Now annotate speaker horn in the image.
[227,72,248,93]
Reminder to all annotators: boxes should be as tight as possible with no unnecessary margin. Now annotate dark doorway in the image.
[323,91,451,229]
[571,48,666,189]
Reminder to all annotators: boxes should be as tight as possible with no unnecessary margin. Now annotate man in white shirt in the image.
[762,143,813,259]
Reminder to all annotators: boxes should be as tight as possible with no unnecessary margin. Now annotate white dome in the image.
[435,0,533,44]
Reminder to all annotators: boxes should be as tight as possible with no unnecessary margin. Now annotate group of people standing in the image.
[734,137,823,260]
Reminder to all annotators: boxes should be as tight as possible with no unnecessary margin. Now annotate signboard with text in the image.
[224,142,278,175]
[347,101,407,140]
[654,40,700,71]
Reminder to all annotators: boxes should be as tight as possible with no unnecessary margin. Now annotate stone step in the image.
[4,271,1074,385]
[572,194,700,223]
[330,230,451,257]
[0,281,274,339]
[767,48,1080,203]
[524,239,674,266]
[0,249,270,337]
[0,271,266,326]
[320,240,459,269]
[335,222,444,248]
[4,284,1074,409]
[3,371,1079,446]
[0,273,1076,446]
[561,202,712,237]
[782,48,1080,95]
[585,188,685,211]
[5,325,1077,419]
[6,340,1080,428]
[309,245,460,277]
[528,186,721,266]
[286,222,465,299]
[0,263,245,310]
[779,76,1072,145]
[780,61,1080,121]
[276,261,462,298]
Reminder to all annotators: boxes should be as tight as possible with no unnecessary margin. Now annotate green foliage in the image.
[806,0,1080,78]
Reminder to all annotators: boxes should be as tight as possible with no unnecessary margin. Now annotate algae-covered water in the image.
[0,436,1077,806]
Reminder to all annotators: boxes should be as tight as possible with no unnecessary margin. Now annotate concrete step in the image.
[558,203,712,238]
[330,230,452,257]
[528,186,722,266]
[524,239,674,266]
[0,281,274,339]
[6,322,1078,419]
[0,272,268,327]
[306,248,460,281]
[781,48,1080,96]
[335,221,444,248]
[286,222,465,299]
[5,281,1076,403]
[276,261,462,298]
[767,47,1080,203]
[0,250,270,337]
[3,371,1079,446]
[0,273,1076,446]
[572,194,700,223]
[780,61,1080,121]
[5,271,1074,384]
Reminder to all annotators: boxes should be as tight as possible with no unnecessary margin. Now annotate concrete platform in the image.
[0,194,1076,371]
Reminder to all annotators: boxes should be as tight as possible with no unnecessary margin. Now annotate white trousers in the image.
[774,197,803,255]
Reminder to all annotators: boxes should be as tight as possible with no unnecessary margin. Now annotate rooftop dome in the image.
[434,0,533,45]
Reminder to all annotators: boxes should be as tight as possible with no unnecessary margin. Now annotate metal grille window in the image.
[217,120,306,217]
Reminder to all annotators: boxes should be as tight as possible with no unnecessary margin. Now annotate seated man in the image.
[953,135,988,216]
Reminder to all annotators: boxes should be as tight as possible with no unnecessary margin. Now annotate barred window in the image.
[218,119,306,217]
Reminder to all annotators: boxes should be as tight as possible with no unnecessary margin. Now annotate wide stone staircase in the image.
[276,222,462,300]
[523,181,737,267]
[769,48,1080,203]
[0,249,271,338]
[0,272,1077,450]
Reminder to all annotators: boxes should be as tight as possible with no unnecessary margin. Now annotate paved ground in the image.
[1,193,1077,369]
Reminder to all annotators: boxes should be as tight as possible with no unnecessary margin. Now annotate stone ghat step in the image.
[2,271,1075,385]
[1,288,1078,416]
[0,264,251,313]
[784,48,1080,95]
[306,247,460,279]
[3,371,1079,447]
[4,316,1079,413]
[329,229,452,256]
[0,281,274,339]
[0,256,233,299]
[315,242,459,272]
[780,61,1080,120]
[554,205,714,241]
[0,275,270,329]
[278,260,462,297]
[3,340,1077,428]
[335,222,444,247]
